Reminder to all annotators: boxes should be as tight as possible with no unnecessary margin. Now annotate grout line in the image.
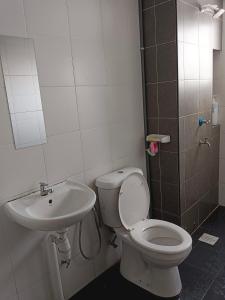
[146,79,178,85]
[191,205,220,235]
[202,248,225,298]
[201,279,216,300]
[143,0,172,12]
[21,0,29,38]
[22,0,50,184]
[159,150,179,154]
[98,0,114,170]
[146,76,213,84]
[174,0,182,218]
[183,207,225,298]
[152,3,164,218]
[181,261,216,300]
[182,187,219,218]
[179,0,201,9]
[144,39,177,49]
[64,0,87,183]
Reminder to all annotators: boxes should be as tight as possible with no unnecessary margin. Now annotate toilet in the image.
[96,167,192,298]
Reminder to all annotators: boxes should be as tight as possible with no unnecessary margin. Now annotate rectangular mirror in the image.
[0,35,47,149]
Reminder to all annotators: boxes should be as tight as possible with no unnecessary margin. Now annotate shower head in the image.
[200,4,225,19]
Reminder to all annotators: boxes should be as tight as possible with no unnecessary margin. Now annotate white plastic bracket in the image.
[146,134,171,144]
[145,134,171,157]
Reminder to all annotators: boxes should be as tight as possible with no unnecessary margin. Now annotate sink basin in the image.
[4,181,96,231]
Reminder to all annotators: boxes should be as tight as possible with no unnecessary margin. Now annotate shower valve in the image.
[199,138,211,148]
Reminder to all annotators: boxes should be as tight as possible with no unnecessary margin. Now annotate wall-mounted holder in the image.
[146,134,171,157]
[199,116,211,126]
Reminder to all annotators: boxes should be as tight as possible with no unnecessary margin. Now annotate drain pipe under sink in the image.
[46,229,72,300]
[46,209,102,299]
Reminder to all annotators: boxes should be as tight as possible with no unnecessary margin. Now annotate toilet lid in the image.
[118,173,150,230]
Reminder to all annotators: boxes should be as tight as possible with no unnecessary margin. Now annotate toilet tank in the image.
[95,168,143,228]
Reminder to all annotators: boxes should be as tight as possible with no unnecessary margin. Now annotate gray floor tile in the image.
[179,263,214,300]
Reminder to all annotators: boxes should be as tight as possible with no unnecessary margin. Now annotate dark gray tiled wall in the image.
[141,0,220,231]
[141,0,180,224]
[178,0,220,232]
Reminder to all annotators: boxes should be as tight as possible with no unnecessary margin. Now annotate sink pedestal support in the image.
[46,230,72,300]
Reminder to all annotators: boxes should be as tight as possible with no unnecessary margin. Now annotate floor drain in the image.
[198,233,219,246]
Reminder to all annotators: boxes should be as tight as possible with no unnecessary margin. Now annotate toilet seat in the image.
[130,219,192,255]
[118,173,150,230]
[117,172,192,257]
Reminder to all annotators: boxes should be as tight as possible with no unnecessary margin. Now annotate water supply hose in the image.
[78,206,102,260]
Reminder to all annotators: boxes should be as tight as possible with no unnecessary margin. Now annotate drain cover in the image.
[198,233,219,246]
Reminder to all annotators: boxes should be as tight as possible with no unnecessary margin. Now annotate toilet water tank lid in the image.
[118,173,150,230]
[95,167,143,189]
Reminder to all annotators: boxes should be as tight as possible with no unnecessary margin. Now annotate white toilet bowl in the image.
[129,219,192,297]
[96,168,192,298]
[131,219,192,267]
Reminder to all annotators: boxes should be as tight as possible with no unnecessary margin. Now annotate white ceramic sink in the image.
[4,181,96,231]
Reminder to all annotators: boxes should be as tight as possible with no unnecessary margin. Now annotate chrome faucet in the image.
[199,138,211,148]
[40,182,53,196]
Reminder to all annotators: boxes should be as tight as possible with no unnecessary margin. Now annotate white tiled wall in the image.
[0,0,145,299]
[214,16,225,206]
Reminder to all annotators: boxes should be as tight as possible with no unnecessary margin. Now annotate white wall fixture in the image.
[4,181,96,231]
[146,134,171,143]
[96,168,192,298]
[146,134,171,157]
[47,231,69,300]
[4,180,96,299]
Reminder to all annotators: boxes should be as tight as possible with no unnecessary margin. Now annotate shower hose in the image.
[78,206,102,260]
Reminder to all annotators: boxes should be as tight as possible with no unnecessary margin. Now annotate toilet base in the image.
[120,242,182,298]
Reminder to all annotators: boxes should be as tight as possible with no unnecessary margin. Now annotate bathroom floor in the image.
[70,207,225,300]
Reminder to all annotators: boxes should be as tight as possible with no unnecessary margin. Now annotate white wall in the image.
[0,1,145,299]
[214,15,225,206]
